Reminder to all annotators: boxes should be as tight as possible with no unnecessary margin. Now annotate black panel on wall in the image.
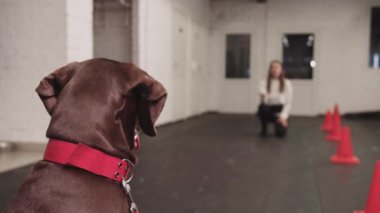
[225,34,251,79]
[282,33,315,79]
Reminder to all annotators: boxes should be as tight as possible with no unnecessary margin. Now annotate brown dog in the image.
[4,58,167,213]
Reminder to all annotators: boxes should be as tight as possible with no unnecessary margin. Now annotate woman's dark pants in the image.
[257,104,287,137]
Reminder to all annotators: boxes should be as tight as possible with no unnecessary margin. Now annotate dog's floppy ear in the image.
[134,69,167,137]
[35,62,79,115]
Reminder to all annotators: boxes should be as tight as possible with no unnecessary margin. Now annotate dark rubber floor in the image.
[1,113,379,213]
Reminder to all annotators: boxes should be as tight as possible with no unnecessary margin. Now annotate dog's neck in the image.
[46,113,137,163]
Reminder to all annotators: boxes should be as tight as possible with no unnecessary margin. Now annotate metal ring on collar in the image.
[121,158,135,184]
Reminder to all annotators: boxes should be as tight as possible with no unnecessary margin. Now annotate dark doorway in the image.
[225,34,251,79]
[93,0,132,62]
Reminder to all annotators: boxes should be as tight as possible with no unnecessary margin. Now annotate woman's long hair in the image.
[267,60,285,93]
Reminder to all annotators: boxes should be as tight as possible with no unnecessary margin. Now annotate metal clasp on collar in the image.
[129,202,138,213]
[122,182,139,213]
[121,159,139,213]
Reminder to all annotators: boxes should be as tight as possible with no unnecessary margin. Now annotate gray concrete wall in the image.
[0,0,93,143]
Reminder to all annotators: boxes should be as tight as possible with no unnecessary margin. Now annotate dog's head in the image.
[118,62,168,149]
[35,59,167,156]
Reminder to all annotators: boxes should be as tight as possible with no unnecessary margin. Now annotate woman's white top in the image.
[259,79,293,119]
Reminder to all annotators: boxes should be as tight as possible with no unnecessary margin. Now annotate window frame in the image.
[281,33,315,80]
[369,7,380,69]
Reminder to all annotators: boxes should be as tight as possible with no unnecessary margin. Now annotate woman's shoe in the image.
[259,130,268,138]
[275,123,287,138]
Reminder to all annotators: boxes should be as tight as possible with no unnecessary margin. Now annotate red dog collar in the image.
[43,139,135,183]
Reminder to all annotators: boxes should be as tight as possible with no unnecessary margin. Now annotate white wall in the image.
[0,0,210,143]
[210,0,380,115]
[0,0,93,143]
[0,0,66,143]
[3,0,380,144]
[210,1,267,113]
[136,0,214,124]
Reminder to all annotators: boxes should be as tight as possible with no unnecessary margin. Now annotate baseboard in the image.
[344,111,380,119]
[14,142,45,153]
[157,111,219,128]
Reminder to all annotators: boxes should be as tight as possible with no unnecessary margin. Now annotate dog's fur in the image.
[4,58,167,213]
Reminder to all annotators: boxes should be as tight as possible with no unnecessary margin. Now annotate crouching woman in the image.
[258,60,293,137]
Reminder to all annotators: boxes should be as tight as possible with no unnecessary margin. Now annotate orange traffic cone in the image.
[321,110,333,132]
[330,126,360,165]
[326,105,341,142]
[354,161,380,213]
